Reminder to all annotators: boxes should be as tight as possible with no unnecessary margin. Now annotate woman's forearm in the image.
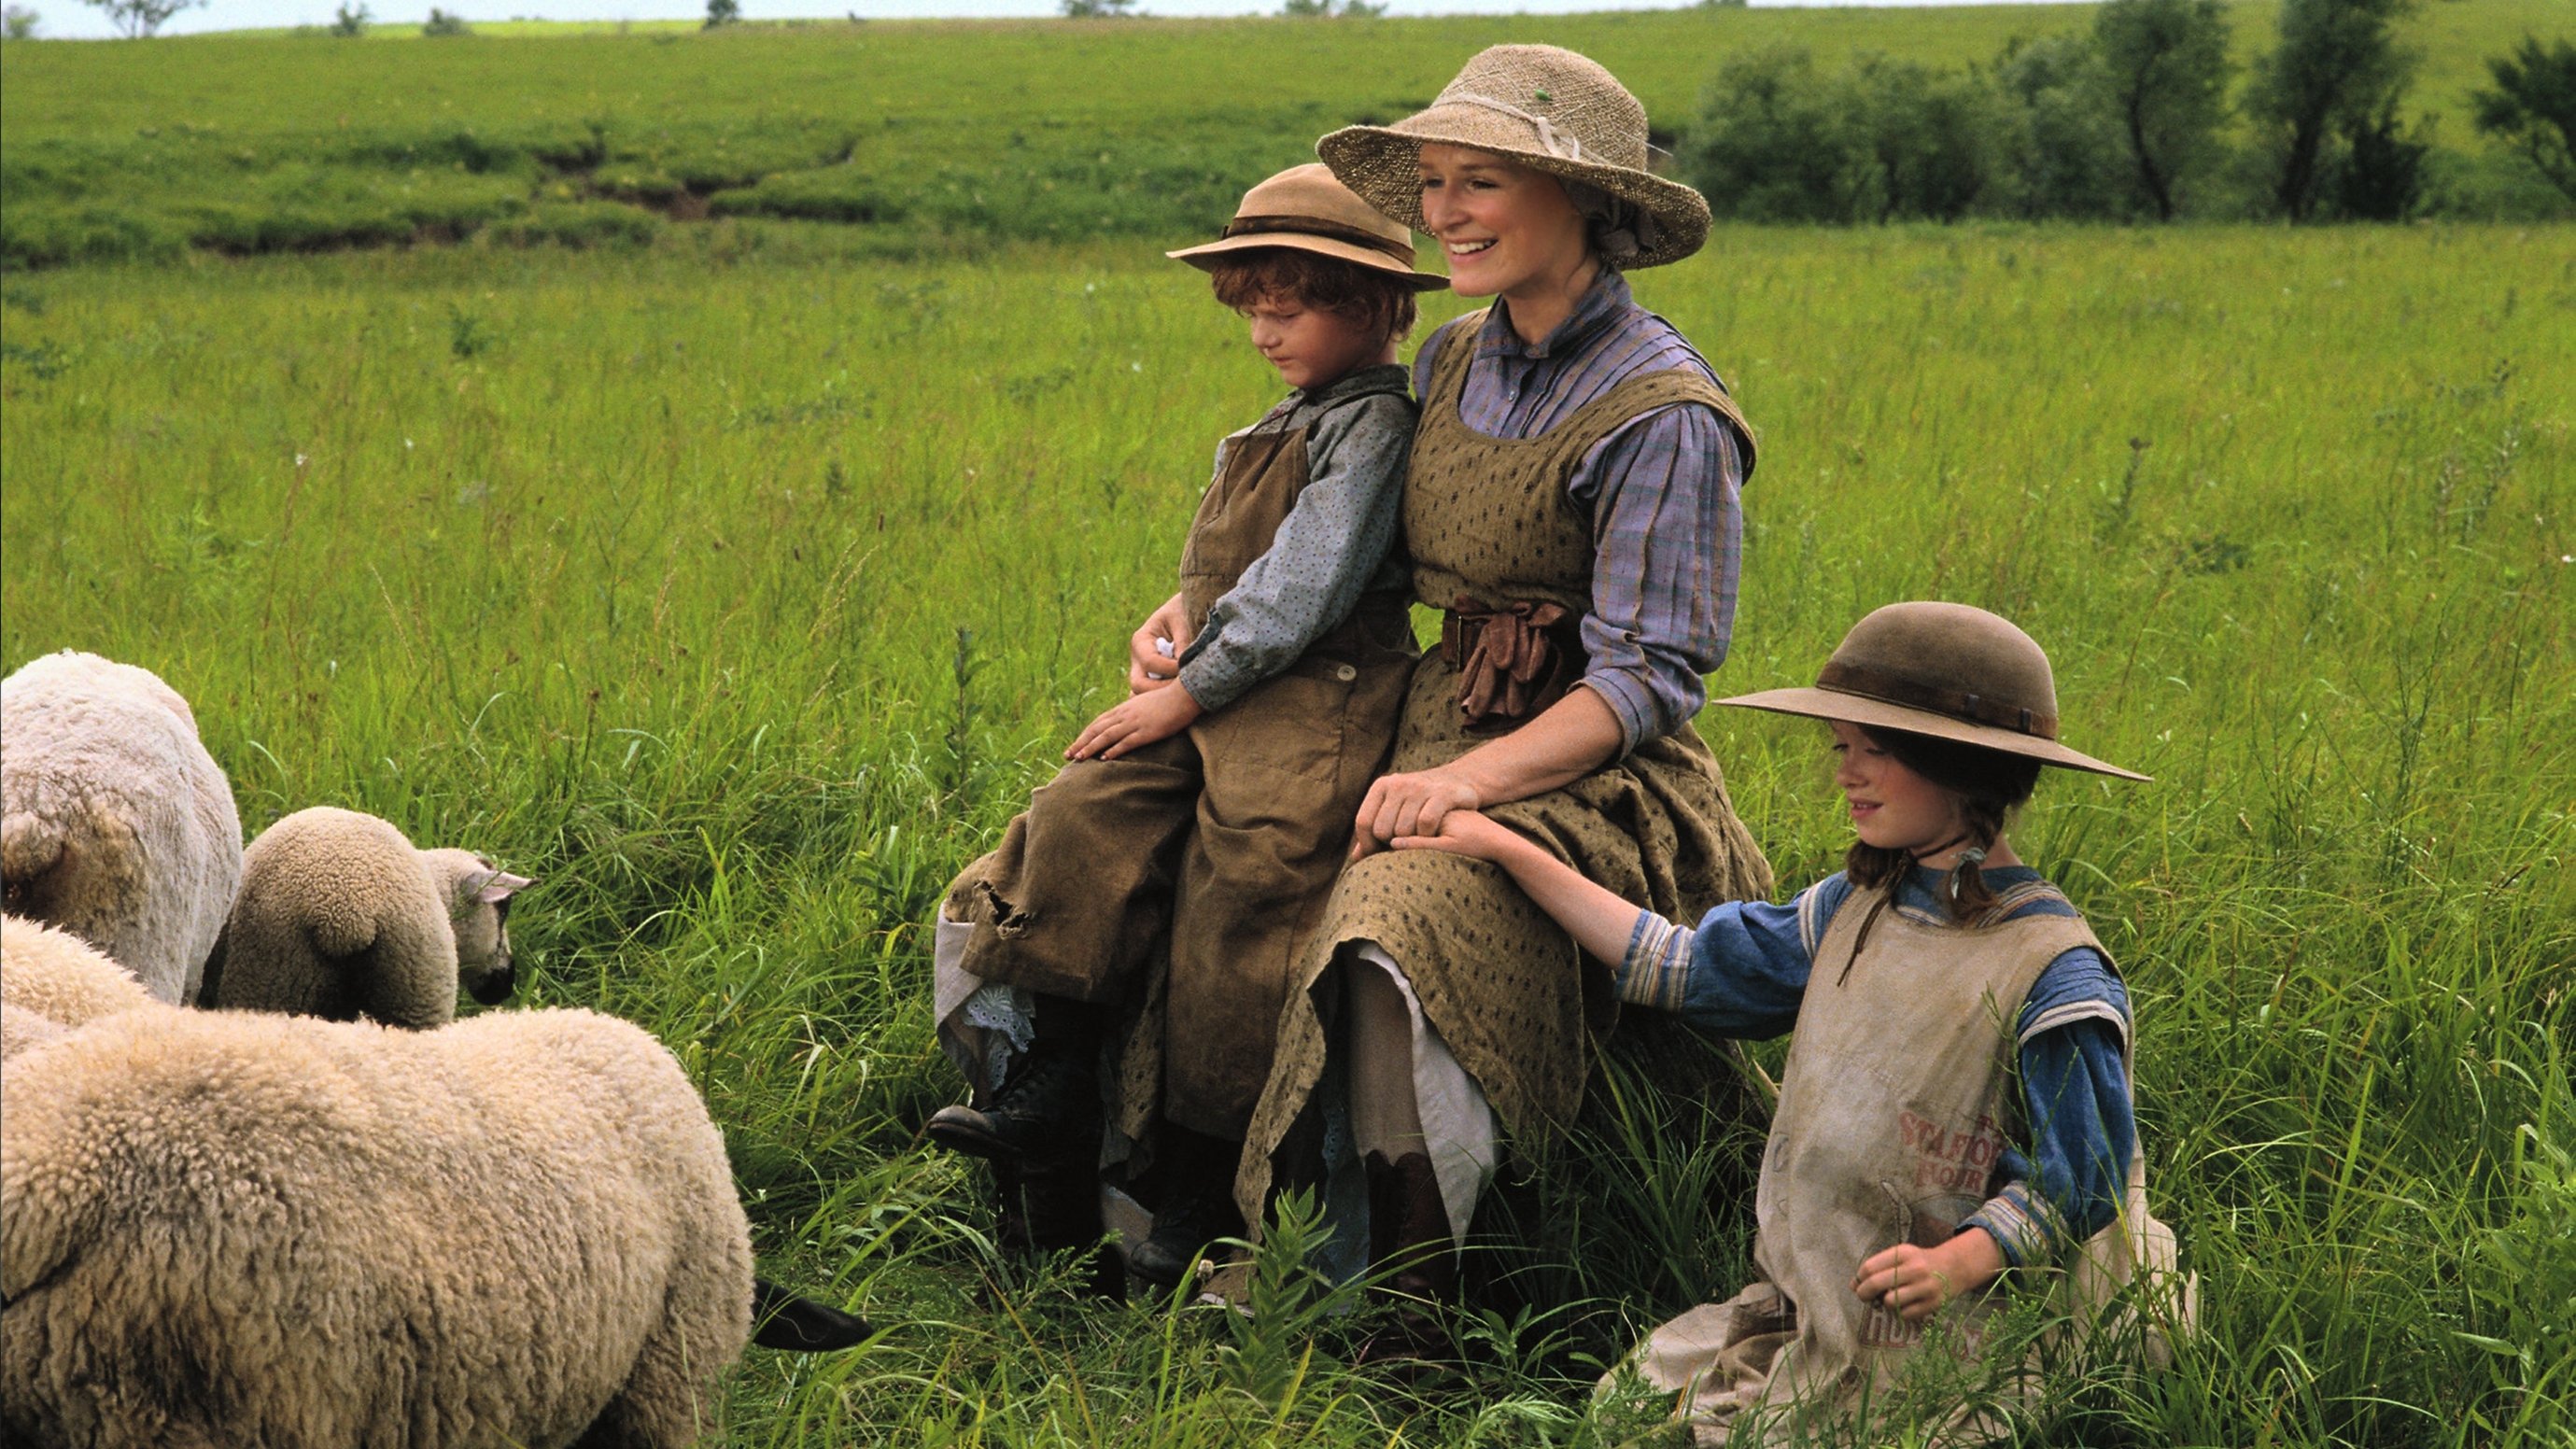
[1445,684,1626,808]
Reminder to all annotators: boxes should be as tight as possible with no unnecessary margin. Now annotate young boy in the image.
[927,164,1448,1287]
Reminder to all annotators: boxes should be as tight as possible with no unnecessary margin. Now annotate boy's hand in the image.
[1391,809,1525,865]
[1068,682,1203,762]
[1129,592,1194,695]
[1852,1230,2005,1323]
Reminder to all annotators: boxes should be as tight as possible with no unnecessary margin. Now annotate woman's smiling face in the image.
[1415,143,1590,302]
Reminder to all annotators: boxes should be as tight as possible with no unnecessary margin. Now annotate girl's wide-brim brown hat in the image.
[1166,162,1449,289]
[1718,602,2149,781]
[1316,44,1710,270]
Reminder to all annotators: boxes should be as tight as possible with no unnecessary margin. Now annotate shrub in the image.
[2331,100,2434,218]
[2092,0,2234,219]
[2247,0,2420,221]
[1681,47,1866,224]
[704,0,737,28]
[1844,52,2001,222]
[1990,35,2130,220]
[421,7,469,36]
[81,0,201,38]
[330,2,366,36]
[2472,35,2576,203]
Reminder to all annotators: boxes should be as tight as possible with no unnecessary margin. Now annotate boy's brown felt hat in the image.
[1718,602,2149,781]
[1316,45,1710,270]
[1167,163,1450,289]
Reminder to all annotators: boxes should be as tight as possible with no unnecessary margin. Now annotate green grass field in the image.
[3,211,2570,1442]
[4,0,2572,266]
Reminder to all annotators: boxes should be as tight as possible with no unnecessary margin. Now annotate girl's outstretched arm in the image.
[1391,809,1644,965]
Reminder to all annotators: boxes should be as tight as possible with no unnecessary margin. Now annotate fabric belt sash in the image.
[1439,597,1587,733]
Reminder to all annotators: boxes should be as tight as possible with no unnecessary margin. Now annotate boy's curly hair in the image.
[1204,247,1418,349]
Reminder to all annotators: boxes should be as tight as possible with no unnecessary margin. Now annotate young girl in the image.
[1392,601,2189,1441]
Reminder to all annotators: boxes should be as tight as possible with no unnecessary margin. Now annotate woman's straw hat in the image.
[1166,163,1450,289]
[1718,602,2148,781]
[1316,45,1710,270]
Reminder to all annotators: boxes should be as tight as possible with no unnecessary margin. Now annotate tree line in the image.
[1682,0,2576,224]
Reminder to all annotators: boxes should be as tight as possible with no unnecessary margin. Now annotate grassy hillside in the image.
[3,221,2569,1442]
[4,0,2570,266]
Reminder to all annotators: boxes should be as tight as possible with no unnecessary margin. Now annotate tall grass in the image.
[2,221,2569,1443]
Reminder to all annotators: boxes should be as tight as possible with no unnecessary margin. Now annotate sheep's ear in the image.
[476,871,534,904]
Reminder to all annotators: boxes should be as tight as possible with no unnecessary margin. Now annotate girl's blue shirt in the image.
[1614,864,2136,1269]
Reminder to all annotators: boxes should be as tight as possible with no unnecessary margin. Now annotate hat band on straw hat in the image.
[1439,91,1590,162]
[1815,658,2061,740]
[1223,214,1415,264]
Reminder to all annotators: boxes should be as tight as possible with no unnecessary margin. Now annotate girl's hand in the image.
[1391,809,1523,865]
[1068,683,1203,761]
[1129,593,1193,695]
[1349,768,1482,859]
[1851,1230,2005,1324]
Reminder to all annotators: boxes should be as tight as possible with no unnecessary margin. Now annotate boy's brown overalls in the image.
[1625,879,2192,1445]
[944,382,1417,1142]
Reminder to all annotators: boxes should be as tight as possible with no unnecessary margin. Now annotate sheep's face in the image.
[424,850,533,1006]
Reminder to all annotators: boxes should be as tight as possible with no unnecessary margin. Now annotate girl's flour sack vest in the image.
[1634,878,2194,1442]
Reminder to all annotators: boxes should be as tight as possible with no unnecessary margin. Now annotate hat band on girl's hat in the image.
[1223,214,1416,264]
[1815,658,2061,740]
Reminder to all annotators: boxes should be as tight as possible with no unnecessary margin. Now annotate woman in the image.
[1218,44,1774,1315]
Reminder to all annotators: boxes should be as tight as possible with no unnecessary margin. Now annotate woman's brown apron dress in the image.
[1625,878,2191,1445]
[942,387,1416,1142]
[1237,313,1775,1221]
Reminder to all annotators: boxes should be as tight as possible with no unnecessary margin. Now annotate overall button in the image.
[1334,664,1358,682]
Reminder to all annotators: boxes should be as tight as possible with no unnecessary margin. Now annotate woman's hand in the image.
[1129,592,1193,695]
[1349,768,1482,859]
[1068,683,1203,762]
[1851,1230,2005,1324]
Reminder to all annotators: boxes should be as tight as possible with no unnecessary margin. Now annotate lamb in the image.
[202,806,532,1029]
[1,650,243,1005]
[1,1001,753,1448]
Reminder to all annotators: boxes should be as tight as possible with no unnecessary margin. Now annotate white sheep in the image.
[202,806,532,1029]
[1,650,243,1005]
[0,1001,753,1448]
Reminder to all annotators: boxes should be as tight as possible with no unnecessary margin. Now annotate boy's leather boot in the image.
[1127,1123,1246,1289]
[749,1276,874,1351]
[1357,1149,1457,1365]
[926,995,1104,1167]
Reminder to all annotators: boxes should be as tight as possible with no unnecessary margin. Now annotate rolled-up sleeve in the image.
[1177,393,1413,711]
[1572,403,1745,753]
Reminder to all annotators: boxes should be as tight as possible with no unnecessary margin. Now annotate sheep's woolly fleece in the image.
[1,651,242,1005]
[0,914,157,1052]
[204,807,524,1029]
[1,1005,753,1449]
